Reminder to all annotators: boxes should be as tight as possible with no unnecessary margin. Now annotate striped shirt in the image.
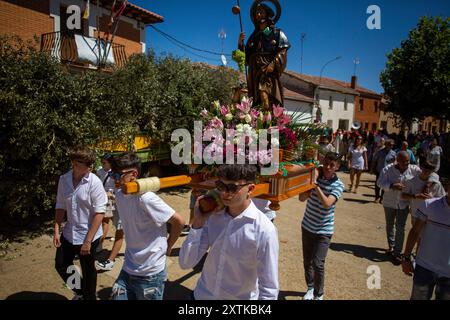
[302,174,344,235]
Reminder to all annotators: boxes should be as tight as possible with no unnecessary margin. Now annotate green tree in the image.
[0,35,239,224]
[380,17,450,124]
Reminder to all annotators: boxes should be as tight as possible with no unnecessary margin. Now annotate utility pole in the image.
[300,33,306,73]
[218,28,227,66]
[353,58,360,76]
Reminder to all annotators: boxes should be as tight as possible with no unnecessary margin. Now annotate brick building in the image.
[0,0,163,68]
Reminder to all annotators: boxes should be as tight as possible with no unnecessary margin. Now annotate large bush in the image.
[0,35,239,222]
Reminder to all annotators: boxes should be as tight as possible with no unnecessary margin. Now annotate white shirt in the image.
[115,191,175,277]
[427,146,443,172]
[96,167,116,191]
[55,171,107,245]
[253,198,276,221]
[377,164,422,209]
[179,201,279,300]
[349,145,367,170]
[404,174,446,217]
[414,197,450,278]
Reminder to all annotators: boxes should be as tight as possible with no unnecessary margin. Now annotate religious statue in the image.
[237,0,290,110]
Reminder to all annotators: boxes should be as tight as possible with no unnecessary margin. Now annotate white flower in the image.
[245,114,252,124]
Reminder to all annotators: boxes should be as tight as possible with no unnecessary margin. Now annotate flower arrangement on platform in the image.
[193,96,315,177]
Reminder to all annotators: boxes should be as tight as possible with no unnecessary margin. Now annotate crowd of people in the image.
[52,137,448,301]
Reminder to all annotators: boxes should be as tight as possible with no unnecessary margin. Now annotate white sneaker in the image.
[315,295,324,300]
[72,294,83,300]
[96,259,115,271]
[303,288,314,300]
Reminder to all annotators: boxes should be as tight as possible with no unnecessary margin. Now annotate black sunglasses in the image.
[215,180,250,194]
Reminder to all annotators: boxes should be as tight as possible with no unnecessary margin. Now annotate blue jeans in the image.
[112,269,166,300]
[383,207,409,255]
[411,265,450,300]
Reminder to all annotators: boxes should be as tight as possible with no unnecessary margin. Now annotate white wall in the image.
[284,99,313,124]
[315,90,356,131]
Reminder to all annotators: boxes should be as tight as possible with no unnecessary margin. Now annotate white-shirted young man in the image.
[179,164,279,300]
[54,146,108,300]
[402,182,450,300]
[110,153,185,300]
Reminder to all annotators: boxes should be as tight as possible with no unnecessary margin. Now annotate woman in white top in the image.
[426,139,443,173]
[347,136,368,193]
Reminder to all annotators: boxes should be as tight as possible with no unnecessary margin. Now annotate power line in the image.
[150,25,232,58]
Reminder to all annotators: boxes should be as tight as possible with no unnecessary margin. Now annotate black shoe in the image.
[391,254,402,266]
[180,225,191,236]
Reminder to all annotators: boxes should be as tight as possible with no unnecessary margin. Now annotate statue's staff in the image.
[232,1,248,79]
[233,0,244,34]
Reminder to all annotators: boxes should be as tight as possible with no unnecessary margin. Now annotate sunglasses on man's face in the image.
[110,170,135,181]
[215,180,250,194]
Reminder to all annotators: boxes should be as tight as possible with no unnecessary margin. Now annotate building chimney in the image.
[351,76,357,89]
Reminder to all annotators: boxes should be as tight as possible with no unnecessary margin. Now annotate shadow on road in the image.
[278,290,305,300]
[330,242,390,263]
[5,291,68,300]
[342,198,373,205]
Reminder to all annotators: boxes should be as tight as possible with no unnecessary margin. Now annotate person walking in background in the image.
[95,154,125,272]
[347,136,368,194]
[397,141,417,165]
[377,151,421,265]
[427,139,443,173]
[371,139,397,203]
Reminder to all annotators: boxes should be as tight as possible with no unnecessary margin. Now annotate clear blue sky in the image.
[131,0,449,93]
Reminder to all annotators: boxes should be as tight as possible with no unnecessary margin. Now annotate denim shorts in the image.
[411,264,450,300]
[112,269,167,300]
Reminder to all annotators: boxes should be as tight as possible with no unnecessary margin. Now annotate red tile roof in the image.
[98,1,164,24]
[331,79,382,98]
[284,70,360,96]
[284,88,314,103]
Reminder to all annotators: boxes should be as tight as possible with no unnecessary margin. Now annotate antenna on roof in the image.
[353,58,360,76]
[300,33,306,74]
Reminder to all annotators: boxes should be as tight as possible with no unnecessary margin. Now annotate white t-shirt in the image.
[115,190,175,277]
[427,146,443,172]
[349,145,367,170]
[414,197,450,278]
[404,174,446,216]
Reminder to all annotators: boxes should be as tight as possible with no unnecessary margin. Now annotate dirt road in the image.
[0,172,414,300]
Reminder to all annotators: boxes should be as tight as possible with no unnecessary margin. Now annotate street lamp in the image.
[314,56,342,123]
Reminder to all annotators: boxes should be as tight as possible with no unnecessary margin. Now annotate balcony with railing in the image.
[40,31,127,70]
